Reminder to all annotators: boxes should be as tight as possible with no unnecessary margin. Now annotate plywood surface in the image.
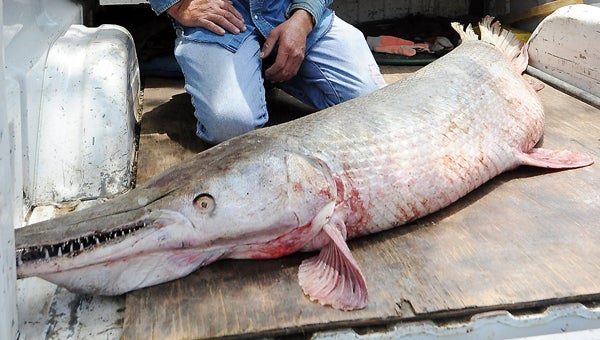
[124,77,600,339]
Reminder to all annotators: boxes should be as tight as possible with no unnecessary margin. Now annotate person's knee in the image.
[332,68,386,106]
[196,104,267,144]
[198,118,255,144]
[349,76,384,99]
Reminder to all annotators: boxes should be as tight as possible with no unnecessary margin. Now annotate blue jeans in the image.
[174,15,386,144]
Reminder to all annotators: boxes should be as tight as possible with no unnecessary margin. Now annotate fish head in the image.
[16,137,337,295]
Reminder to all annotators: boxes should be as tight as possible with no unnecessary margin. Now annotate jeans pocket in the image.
[178,25,255,53]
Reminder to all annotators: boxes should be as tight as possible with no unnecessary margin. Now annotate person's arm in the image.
[148,0,246,35]
[286,0,333,27]
[147,0,179,15]
[261,1,332,83]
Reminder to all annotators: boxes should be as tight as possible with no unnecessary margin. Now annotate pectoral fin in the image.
[298,222,368,310]
[518,148,594,169]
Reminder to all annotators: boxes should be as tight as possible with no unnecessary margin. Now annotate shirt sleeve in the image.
[287,0,333,26]
[147,0,180,15]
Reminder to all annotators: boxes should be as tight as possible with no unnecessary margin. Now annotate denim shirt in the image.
[147,0,334,53]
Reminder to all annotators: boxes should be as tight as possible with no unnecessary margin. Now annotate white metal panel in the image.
[0,0,19,337]
[33,24,139,204]
[527,4,600,102]
[3,0,83,209]
[4,1,140,207]
[4,1,139,337]
[313,304,600,339]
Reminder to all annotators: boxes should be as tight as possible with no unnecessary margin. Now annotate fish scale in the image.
[273,41,541,241]
[15,18,593,310]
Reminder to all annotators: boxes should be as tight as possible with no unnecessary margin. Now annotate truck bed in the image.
[17,66,600,339]
[123,66,600,339]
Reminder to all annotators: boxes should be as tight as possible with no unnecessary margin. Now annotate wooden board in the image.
[124,77,600,339]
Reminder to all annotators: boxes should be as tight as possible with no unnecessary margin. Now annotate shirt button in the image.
[254,14,259,19]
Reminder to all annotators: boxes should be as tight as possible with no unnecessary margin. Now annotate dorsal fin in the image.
[452,16,528,74]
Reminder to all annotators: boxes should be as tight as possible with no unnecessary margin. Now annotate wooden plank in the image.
[135,78,206,184]
[124,77,600,339]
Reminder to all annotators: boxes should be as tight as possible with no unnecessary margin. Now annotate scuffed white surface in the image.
[0,0,19,337]
[17,201,124,340]
[17,277,124,340]
[528,5,600,100]
[34,24,139,204]
[313,304,600,340]
[3,0,82,211]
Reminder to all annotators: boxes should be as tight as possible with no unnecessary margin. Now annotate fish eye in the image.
[193,194,215,213]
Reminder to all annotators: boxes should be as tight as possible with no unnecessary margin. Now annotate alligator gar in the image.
[15,17,593,310]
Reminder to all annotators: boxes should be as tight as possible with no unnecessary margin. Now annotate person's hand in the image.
[167,0,246,35]
[260,9,314,83]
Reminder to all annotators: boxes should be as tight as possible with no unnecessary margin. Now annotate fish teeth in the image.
[18,221,147,265]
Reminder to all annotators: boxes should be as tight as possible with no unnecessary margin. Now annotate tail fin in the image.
[451,16,528,74]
